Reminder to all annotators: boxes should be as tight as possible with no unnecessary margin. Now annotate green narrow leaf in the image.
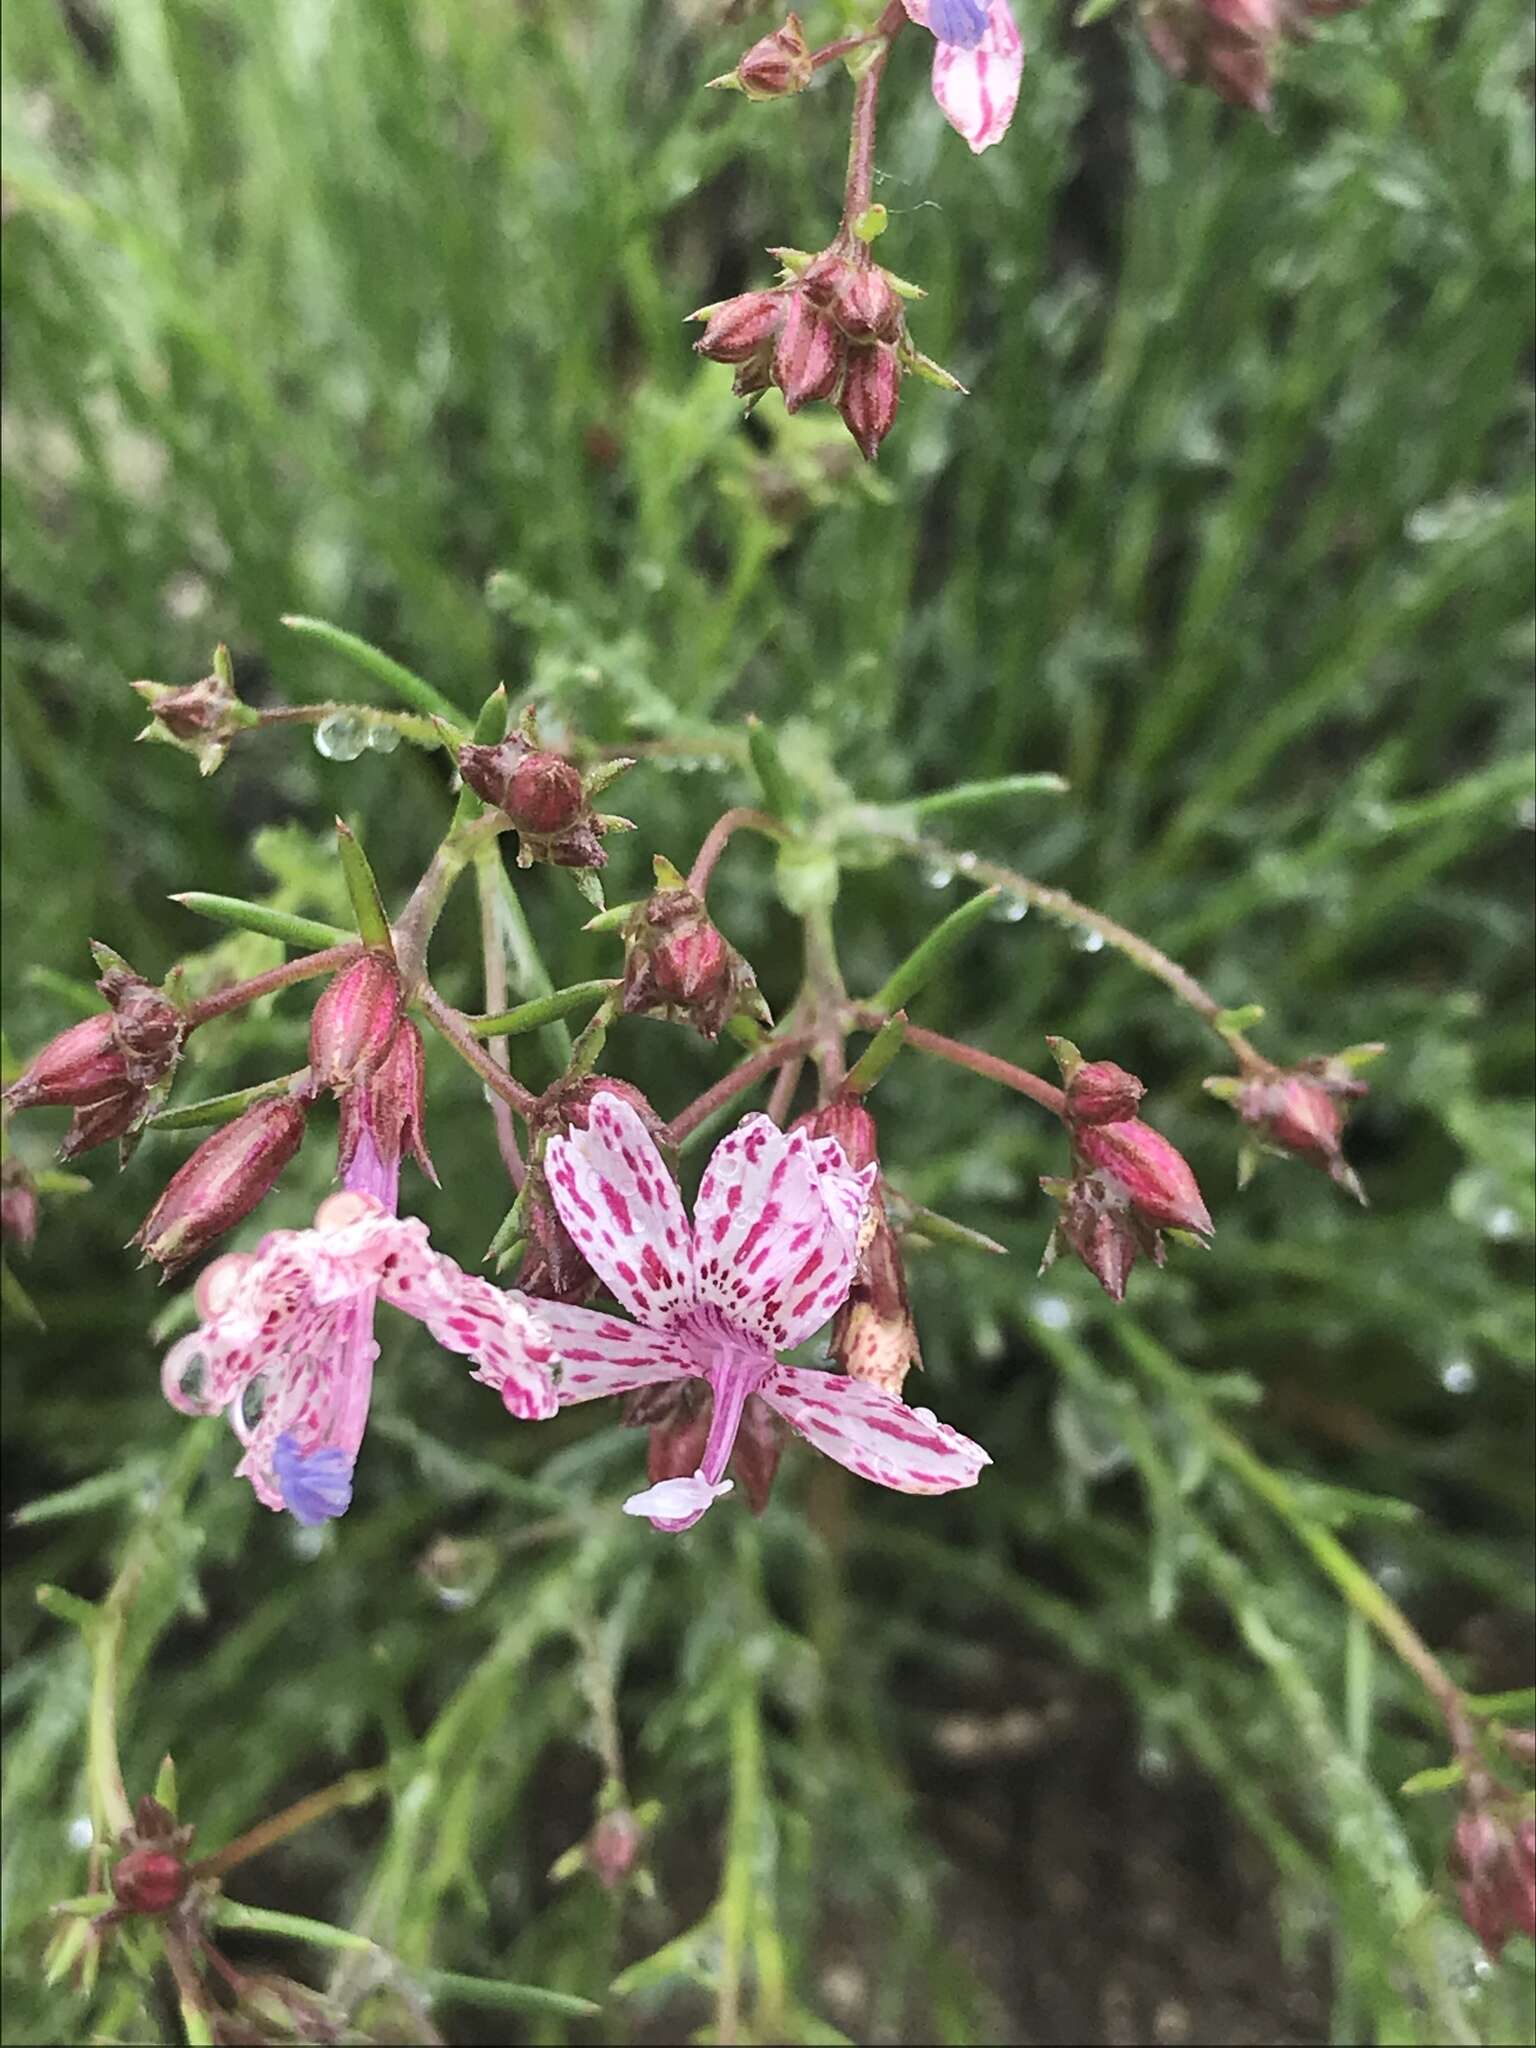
[210,1900,377,1954]
[1399,1761,1466,1798]
[281,615,464,727]
[170,894,352,951]
[907,774,1068,818]
[872,888,999,1012]
[418,1971,601,2019]
[471,982,618,1039]
[746,716,804,823]
[335,819,394,952]
[844,1012,907,1094]
[150,1077,301,1132]
[14,1462,159,1526]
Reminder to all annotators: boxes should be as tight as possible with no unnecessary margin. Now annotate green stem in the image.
[895,835,1272,1072]
[88,1574,136,1845]
[391,814,505,992]
[470,981,620,1038]
[474,852,526,1189]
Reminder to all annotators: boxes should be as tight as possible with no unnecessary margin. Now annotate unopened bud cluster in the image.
[2,950,187,1162]
[458,714,633,872]
[693,243,956,463]
[621,861,770,1042]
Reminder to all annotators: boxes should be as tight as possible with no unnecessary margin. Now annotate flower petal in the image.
[760,1363,991,1495]
[622,1472,733,1532]
[930,0,1023,152]
[693,1116,876,1350]
[527,1298,696,1405]
[544,1092,695,1326]
[370,1230,559,1421]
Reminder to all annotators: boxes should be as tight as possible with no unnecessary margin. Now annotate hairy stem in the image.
[475,851,526,1190]
[840,5,906,235]
[667,1036,815,1146]
[686,808,784,897]
[900,835,1273,1071]
[418,984,536,1119]
[861,1011,1067,1118]
[393,815,506,993]
[186,945,361,1027]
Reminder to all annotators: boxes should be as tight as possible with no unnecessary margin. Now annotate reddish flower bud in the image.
[622,881,767,1042]
[1226,1055,1370,1202]
[1452,1804,1536,1962]
[832,1215,922,1397]
[509,752,586,836]
[110,1846,189,1916]
[3,1013,126,1112]
[773,293,844,414]
[838,345,902,462]
[545,820,610,870]
[733,12,814,98]
[99,966,185,1091]
[308,953,402,1095]
[829,265,903,344]
[135,1096,309,1275]
[694,290,786,365]
[1073,1119,1212,1239]
[337,1019,437,1185]
[586,1809,647,1891]
[1045,1171,1148,1303]
[1065,1060,1146,1127]
[1,1159,39,1250]
[57,1089,143,1163]
[800,1097,878,1172]
[1139,0,1279,112]
[642,1380,712,1486]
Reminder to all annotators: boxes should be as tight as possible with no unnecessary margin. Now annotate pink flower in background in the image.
[903,0,1024,153]
[477,1090,990,1533]
[162,1146,556,1525]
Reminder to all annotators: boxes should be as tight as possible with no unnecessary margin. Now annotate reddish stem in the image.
[840,3,906,236]
[418,984,537,1119]
[186,945,361,1027]
[861,1013,1068,1118]
[687,808,783,898]
[767,1054,806,1127]
[667,1036,815,1146]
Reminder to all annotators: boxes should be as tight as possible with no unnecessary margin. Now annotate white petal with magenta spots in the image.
[522,1298,695,1406]
[544,1093,695,1326]
[761,1363,990,1495]
[692,1116,875,1350]
[930,0,1023,153]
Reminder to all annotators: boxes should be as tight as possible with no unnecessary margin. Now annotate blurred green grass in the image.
[2,0,1533,2041]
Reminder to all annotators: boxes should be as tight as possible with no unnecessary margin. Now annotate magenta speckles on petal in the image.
[918,0,1024,152]
[519,1093,989,1535]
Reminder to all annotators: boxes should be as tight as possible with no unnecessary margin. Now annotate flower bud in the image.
[622,878,768,1042]
[694,289,786,364]
[1231,1061,1368,1201]
[135,1096,309,1275]
[586,1809,647,1891]
[58,1089,143,1163]
[838,344,902,461]
[3,1013,126,1112]
[308,953,402,1095]
[1451,1803,1536,1962]
[1139,0,1280,113]
[1073,1119,1212,1239]
[337,1019,437,1185]
[1044,1171,1146,1303]
[132,654,255,773]
[801,1097,878,1172]
[732,13,814,99]
[457,736,583,834]
[1,1159,39,1250]
[773,293,844,414]
[1065,1060,1146,1127]
[99,965,185,1090]
[829,265,903,344]
[110,1845,189,1916]
[798,1097,919,1396]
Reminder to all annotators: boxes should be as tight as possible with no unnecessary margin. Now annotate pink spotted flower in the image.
[903,0,1024,154]
[161,1060,555,1525]
[479,1091,990,1533]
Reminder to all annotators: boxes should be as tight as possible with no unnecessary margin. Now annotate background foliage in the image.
[2,0,1533,2041]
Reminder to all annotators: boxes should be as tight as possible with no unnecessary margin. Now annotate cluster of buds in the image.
[1206,1043,1380,1203]
[620,858,771,1042]
[517,1077,668,1304]
[1451,1795,1536,1962]
[457,708,633,877]
[1040,1041,1213,1302]
[2,947,188,1161]
[132,644,258,777]
[692,241,961,463]
[1139,0,1363,116]
[796,1095,921,1399]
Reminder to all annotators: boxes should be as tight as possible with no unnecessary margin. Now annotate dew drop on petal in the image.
[314,712,368,762]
